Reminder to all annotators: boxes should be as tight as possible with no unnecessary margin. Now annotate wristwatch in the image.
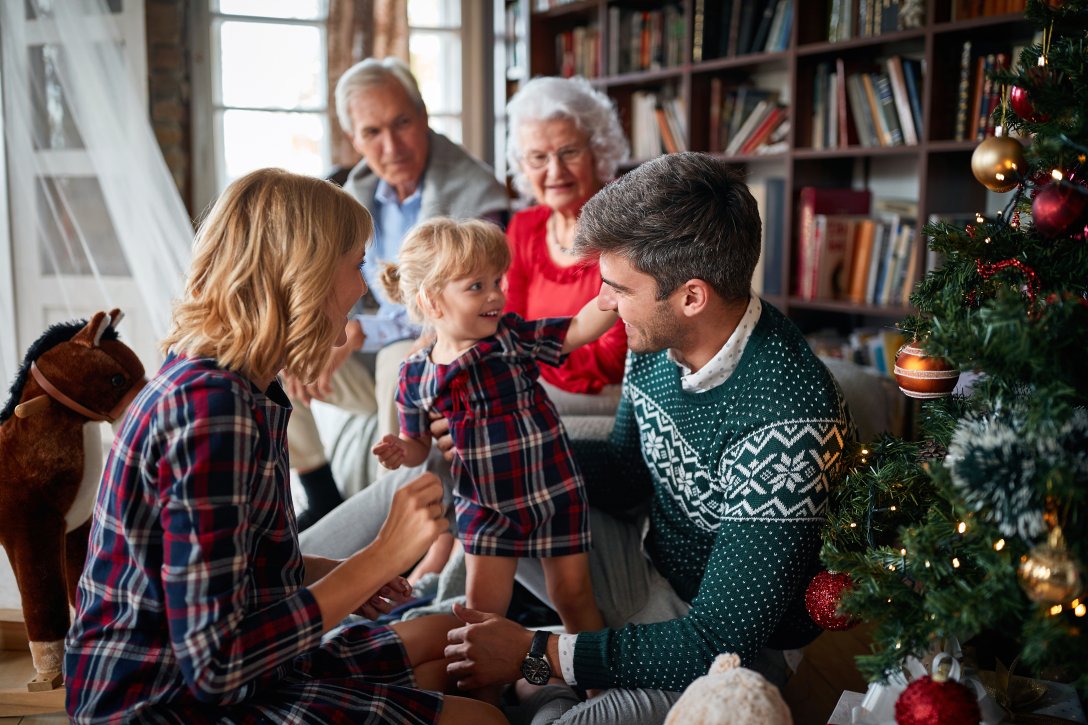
[520,630,553,685]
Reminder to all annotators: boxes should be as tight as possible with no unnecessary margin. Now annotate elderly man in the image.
[286,58,508,529]
[303,152,854,723]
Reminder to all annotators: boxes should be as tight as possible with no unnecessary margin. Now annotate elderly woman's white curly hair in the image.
[505,76,629,201]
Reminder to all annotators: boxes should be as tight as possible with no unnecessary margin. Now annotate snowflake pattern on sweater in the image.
[573,303,854,691]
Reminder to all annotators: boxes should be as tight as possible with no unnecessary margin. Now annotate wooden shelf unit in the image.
[517,0,1035,334]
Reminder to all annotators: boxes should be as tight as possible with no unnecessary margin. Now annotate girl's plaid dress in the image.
[397,313,592,558]
[66,354,442,724]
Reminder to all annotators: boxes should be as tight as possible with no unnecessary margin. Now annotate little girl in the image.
[372,217,613,642]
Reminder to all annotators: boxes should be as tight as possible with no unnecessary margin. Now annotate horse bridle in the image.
[27,361,135,423]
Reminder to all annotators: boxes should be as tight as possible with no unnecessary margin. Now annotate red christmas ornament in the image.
[895,675,981,725]
[1032,182,1088,238]
[894,344,960,399]
[1009,84,1048,123]
[805,571,857,631]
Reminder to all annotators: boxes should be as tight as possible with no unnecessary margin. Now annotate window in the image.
[208,1,329,186]
[194,0,477,206]
[408,0,462,143]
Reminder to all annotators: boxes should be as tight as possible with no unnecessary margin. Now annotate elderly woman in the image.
[504,76,630,414]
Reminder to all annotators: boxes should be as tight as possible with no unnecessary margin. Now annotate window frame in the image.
[190,0,495,214]
[192,3,330,208]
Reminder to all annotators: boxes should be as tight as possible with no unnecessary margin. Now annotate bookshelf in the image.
[515,0,1035,349]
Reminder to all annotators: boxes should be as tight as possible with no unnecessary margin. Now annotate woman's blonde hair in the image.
[380,217,510,323]
[162,168,372,384]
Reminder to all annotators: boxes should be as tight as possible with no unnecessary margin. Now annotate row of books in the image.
[555,24,600,79]
[950,0,1028,19]
[797,189,921,307]
[827,0,925,43]
[811,55,924,149]
[607,5,686,76]
[808,327,906,378]
[952,40,1029,142]
[708,81,788,156]
[692,0,793,63]
[630,92,688,159]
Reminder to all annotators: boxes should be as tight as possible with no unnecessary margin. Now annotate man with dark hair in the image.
[440,152,854,723]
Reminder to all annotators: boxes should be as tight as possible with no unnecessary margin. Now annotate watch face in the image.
[521,656,551,686]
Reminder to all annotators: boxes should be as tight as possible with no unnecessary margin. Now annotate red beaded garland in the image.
[976,258,1040,306]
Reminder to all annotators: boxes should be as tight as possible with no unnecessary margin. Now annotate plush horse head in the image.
[0,309,146,689]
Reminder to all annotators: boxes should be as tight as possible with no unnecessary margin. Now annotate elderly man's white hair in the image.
[505,75,629,200]
[334,57,426,134]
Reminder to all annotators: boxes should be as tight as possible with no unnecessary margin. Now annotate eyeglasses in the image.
[521,145,589,170]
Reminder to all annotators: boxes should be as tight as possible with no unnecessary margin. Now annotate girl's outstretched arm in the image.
[562,296,619,353]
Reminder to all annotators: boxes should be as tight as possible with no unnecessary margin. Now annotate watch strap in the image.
[529,630,550,658]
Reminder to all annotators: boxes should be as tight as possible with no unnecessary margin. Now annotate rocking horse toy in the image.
[0,309,145,690]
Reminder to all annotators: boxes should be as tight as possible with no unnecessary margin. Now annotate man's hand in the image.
[353,575,414,620]
[444,602,534,690]
[373,434,408,470]
[427,411,455,462]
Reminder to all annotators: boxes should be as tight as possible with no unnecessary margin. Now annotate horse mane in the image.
[0,319,120,424]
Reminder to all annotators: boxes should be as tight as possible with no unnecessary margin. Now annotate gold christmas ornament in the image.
[1018,528,1082,604]
[971,135,1026,193]
[894,343,960,399]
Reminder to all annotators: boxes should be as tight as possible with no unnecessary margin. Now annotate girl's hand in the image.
[353,576,414,620]
[373,434,407,469]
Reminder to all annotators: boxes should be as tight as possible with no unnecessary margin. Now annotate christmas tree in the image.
[819,0,1088,696]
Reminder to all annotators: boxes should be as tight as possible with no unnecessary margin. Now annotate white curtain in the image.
[0,0,193,385]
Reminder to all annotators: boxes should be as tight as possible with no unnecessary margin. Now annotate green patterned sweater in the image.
[573,303,853,691]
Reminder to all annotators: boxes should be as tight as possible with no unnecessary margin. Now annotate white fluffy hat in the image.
[664,653,793,725]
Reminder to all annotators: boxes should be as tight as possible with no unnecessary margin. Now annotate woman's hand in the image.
[373,472,448,575]
[308,473,447,633]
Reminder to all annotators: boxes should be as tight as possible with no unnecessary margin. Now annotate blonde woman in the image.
[65,169,504,724]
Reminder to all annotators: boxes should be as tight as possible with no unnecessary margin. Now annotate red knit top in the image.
[504,205,627,394]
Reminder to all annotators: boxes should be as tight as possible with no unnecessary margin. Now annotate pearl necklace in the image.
[549,213,578,256]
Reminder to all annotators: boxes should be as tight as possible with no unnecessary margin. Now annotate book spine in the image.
[862,72,891,146]
[875,72,904,146]
[692,0,706,63]
[886,56,918,145]
[798,188,817,299]
[846,72,874,146]
[954,40,972,141]
[902,58,924,141]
